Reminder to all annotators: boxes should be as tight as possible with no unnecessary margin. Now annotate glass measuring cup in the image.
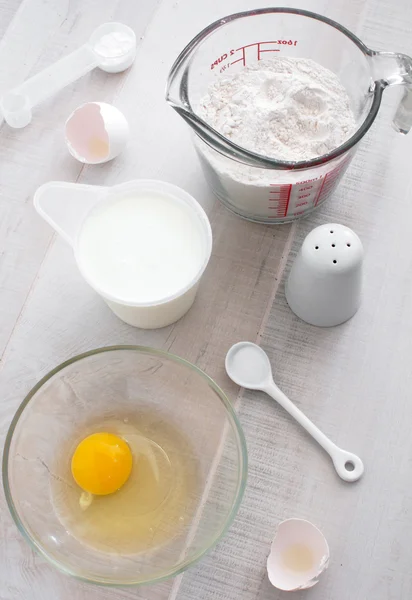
[166,8,412,224]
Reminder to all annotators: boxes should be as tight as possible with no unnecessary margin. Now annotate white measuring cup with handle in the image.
[34,180,212,329]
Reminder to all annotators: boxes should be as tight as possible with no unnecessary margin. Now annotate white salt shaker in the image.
[285,223,363,327]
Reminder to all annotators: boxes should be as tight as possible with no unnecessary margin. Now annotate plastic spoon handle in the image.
[18,45,97,106]
[0,45,97,129]
[264,380,364,482]
[0,23,136,128]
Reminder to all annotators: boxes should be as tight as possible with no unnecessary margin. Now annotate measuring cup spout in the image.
[369,50,412,133]
[166,62,252,166]
[34,181,106,246]
[166,38,273,169]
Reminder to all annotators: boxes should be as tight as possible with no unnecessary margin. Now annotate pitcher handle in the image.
[34,181,106,246]
[392,87,412,134]
[369,50,412,134]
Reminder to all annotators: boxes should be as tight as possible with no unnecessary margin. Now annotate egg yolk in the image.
[71,432,132,495]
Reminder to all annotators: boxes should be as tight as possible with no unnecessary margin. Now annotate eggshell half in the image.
[65,102,129,164]
[267,518,329,591]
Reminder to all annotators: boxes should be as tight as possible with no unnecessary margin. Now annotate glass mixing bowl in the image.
[3,346,247,586]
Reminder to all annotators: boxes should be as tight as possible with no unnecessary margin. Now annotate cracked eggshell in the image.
[266,518,329,592]
[65,102,129,164]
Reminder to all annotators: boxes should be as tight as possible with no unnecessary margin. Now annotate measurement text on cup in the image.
[210,39,299,70]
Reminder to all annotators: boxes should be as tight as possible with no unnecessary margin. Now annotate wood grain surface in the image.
[1,0,412,599]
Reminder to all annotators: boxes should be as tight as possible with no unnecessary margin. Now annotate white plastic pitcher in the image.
[34,180,212,329]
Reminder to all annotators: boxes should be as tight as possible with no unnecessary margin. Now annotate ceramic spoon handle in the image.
[264,381,364,482]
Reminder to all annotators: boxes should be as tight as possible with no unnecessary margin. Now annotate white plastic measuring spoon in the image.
[0,23,136,128]
[225,342,364,482]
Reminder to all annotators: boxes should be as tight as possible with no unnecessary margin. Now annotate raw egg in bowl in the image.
[3,346,247,586]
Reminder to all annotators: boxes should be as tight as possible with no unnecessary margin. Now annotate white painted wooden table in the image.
[1,0,412,598]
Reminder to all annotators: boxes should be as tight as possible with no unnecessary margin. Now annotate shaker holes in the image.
[333,260,337,264]
[315,246,319,250]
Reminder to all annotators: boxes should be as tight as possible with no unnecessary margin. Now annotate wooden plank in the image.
[176,1,412,600]
[0,0,21,40]
[0,0,290,598]
[0,0,162,358]
[2,0,412,599]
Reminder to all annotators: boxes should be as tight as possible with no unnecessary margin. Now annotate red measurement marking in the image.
[231,46,246,67]
[314,175,327,207]
[259,49,281,56]
[257,41,281,61]
[314,157,352,207]
[266,184,292,218]
[231,41,281,67]
[297,177,319,185]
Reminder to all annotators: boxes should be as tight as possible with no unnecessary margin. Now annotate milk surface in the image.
[77,193,205,304]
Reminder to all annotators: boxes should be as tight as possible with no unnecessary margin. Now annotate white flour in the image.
[94,31,135,58]
[198,57,355,162]
[195,57,356,221]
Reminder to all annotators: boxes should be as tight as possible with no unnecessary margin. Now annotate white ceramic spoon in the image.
[225,342,364,482]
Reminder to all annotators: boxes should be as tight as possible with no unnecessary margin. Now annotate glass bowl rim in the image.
[2,344,248,587]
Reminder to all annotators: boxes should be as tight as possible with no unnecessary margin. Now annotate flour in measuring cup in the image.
[198,57,355,161]
[195,57,356,221]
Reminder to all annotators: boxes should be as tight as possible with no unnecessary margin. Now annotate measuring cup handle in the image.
[370,50,412,134]
[34,181,106,246]
[330,447,364,482]
[393,86,412,134]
